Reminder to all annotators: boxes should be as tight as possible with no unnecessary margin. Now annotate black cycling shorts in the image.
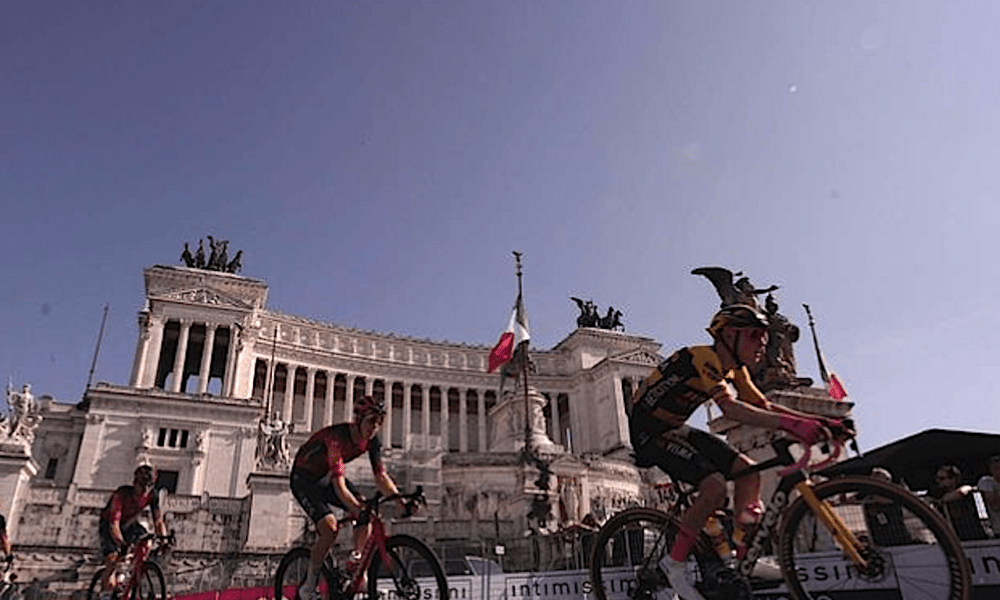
[98,520,148,557]
[635,426,739,486]
[290,469,360,524]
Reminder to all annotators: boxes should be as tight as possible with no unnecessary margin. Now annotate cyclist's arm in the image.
[0,529,10,556]
[704,364,783,429]
[325,440,364,517]
[107,493,127,549]
[368,437,404,509]
[729,367,836,423]
[332,474,364,518]
[151,506,168,538]
[715,393,783,429]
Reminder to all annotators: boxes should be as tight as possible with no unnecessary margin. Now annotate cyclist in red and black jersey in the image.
[629,304,847,600]
[291,395,404,600]
[97,465,168,600]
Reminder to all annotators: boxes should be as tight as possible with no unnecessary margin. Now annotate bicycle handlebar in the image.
[338,486,426,525]
[772,418,856,477]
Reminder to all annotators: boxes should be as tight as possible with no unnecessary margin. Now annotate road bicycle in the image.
[589,428,972,600]
[86,532,173,600]
[274,486,447,600]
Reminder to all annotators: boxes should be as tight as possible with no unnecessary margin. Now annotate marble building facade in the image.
[2,263,667,591]
[2,262,852,593]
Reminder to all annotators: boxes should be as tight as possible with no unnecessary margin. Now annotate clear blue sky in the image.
[3,2,998,454]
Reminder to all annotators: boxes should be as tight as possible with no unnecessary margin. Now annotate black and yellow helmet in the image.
[707,304,769,339]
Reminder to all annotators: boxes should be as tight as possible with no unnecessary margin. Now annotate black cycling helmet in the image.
[707,304,769,339]
[354,395,387,421]
[134,464,156,488]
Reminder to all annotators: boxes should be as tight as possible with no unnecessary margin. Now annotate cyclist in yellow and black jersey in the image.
[629,304,847,600]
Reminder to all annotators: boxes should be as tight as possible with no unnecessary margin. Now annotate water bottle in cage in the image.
[703,514,733,564]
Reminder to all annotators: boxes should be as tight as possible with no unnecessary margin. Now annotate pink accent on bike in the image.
[778,415,825,444]
[777,439,845,477]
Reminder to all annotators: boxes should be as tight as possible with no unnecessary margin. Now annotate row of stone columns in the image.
[260,363,498,453]
[131,316,238,396]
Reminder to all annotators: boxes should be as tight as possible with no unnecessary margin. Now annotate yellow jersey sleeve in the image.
[730,366,770,408]
[688,346,736,404]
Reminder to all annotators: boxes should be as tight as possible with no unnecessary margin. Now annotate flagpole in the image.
[85,304,110,395]
[513,251,531,458]
[803,304,830,385]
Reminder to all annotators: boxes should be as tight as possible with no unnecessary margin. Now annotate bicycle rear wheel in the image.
[367,534,447,600]
[274,547,338,600]
[589,507,676,600]
[777,475,971,600]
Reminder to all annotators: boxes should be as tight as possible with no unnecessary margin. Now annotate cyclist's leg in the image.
[638,427,735,600]
[727,453,763,557]
[340,479,367,565]
[97,520,120,596]
[290,470,340,594]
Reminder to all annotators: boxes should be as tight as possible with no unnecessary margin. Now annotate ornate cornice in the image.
[145,265,268,310]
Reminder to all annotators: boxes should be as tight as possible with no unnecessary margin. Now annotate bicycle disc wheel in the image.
[777,475,971,600]
[367,534,447,600]
[129,562,165,600]
[274,547,337,600]
[589,507,677,600]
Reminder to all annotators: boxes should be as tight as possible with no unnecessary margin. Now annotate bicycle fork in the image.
[793,481,868,569]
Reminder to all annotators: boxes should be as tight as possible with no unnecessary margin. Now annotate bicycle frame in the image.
[336,489,422,596]
[339,512,391,595]
[730,438,867,579]
[117,536,154,599]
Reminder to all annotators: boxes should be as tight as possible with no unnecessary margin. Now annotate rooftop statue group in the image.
[570,297,624,331]
[180,236,243,274]
[692,266,812,392]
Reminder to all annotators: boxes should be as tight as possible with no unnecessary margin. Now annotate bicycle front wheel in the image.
[589,507,677,600]
[777,475,971,600]
[128,562,165,600]
[274,547,337,600]
[367,534,447,600]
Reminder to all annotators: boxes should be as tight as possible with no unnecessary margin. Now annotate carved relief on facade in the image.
[589,485,642,523]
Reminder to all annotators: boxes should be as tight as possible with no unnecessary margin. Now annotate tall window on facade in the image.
[292,367,307,423]
[155,320,181,390]
[557,394,571,452]
[448,388,460,452]
[391,383,404,448]
[205,326,230,395]
[352,377,367,420]
[429,387,441,435]
[272,365,288,419]
[44,458,58,480]
[467,389,479,452]
[410,384,423,435]
[334,374,347,422]
[252,359,268,402]
[313,372,328,429]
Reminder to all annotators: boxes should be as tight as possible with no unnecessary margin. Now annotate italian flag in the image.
[487,293,530,373]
